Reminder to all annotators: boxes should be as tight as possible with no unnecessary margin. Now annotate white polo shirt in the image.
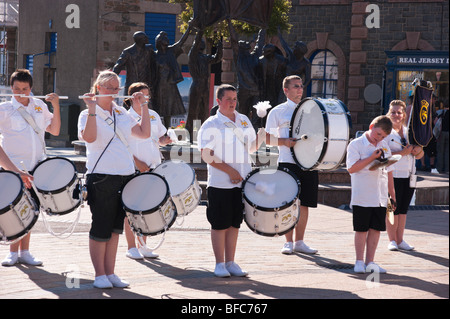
[386,126,415,178]
[127,107,167,168]
[198,110,256,189]
[0,97,53,171]
[346,133,393,208]
[265,98,297,164]
[77,103,138,175]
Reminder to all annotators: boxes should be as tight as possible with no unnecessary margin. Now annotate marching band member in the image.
[0,69,61,267]
[347,115,395,274]
[197,84,265,277]
[385,100,423,251]
[78,71,150,289]
[123,82,172,260]
[265,75,319,255]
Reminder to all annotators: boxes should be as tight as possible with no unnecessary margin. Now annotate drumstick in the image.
[247,181,275,196]
[391,139,405,148]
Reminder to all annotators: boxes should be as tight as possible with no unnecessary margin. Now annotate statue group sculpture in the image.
[113,17,311,139]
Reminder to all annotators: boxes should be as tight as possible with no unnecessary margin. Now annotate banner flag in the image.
[409,83,434,147]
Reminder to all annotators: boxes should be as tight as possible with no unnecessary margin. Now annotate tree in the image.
[169,0,292,44]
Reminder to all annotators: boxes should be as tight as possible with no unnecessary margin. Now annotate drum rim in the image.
[1,210,39,241]
[127,210,177,237]
[244,216,298,238]
[45,199,82,216]
[0,170,25,215]
[241,166,300,212]
[289,97,329,170]
[152,160,196,196]
[31,157,78,194]
[121,172,172,215]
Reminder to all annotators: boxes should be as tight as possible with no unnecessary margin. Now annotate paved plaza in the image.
[1,200,448,301]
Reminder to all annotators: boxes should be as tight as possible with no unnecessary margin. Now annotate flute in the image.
[78,94,149,99]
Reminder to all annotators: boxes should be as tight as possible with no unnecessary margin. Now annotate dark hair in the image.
[128,82,150,96]
[216,84,236,100]
[10,69,33,87]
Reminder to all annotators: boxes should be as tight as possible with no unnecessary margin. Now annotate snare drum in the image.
[242,167,300,237]
[0,171,39,242]
[31,157,81,215]
[290,98,351,171]
[122,173,177,236]
[153,160,201,217]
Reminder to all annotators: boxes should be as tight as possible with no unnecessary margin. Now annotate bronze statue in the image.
[278,28,311,100]
[228,22,266,123]
[112,31,154,96]
[258,43,287,118]
[186,29,223,142]
[153,24,192,128]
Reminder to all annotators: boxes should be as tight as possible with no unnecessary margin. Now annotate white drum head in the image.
[153,160,194,196]
[122,174,168,213]
[243,168,299,209]
[33,158,76,192]
[291,99,326,169]
[0,171,22,210]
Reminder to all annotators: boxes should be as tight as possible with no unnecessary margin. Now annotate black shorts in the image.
[352,206,386,232]
[278,163,318,207]
[394,178,415,215]
[206,187,244,230]
[86,173,134,241]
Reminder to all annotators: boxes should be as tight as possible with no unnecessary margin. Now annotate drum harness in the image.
[14,106,83,239]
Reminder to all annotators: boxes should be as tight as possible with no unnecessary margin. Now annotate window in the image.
[397,70,449,109]
[145,13,176,47]
[309,50,338,99]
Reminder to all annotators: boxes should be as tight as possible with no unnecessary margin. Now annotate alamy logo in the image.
[366,4,380,29]
[66,4,80,29]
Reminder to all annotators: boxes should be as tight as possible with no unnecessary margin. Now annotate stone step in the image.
[53,146,449,208]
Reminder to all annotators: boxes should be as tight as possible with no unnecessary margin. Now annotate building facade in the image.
[15,0,449,143]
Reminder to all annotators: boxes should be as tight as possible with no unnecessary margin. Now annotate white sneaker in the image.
[107,274,130,288]
[139,246,159,258]
[214,262,231,278]
[398,240,414,251]
[366,262,387,274]
[126,248,144,260]
[1,252,18,266]
[388,240,398,251]
[226,261,248,277]
[354,260,366,273]
[281,242,293,255]
[93,275,113,289]
[431,168,439,174]
[294,241,318,254]
[18,251,42,266]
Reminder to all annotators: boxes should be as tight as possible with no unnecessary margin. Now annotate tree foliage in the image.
[168,0,292,44]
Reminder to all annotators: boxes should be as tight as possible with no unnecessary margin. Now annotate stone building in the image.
[14,0,449,144]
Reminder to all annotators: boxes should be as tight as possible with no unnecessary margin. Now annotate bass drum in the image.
[290,98,351,171]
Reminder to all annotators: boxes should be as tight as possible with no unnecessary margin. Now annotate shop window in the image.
[397,70,449,109]
[309,50,338,99]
